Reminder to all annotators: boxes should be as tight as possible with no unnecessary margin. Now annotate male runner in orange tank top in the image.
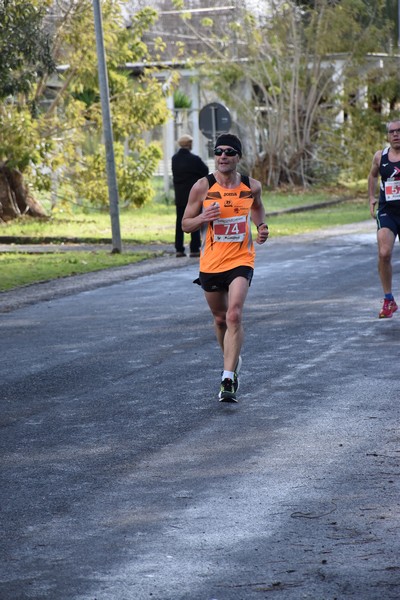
[182,133,269,402]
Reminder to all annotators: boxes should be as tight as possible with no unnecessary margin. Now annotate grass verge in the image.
[266,198,370,235]
[0,251,155,292]
[0,190,370,292]
[1,189,368,243]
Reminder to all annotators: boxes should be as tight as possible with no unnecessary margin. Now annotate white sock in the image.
[222,370,235,381]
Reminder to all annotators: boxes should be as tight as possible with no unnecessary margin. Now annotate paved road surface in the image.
[1,221,400,599]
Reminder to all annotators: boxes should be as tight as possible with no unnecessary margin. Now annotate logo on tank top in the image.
[392,166,400,178]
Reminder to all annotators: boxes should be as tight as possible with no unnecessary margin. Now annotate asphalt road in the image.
[1,221,400,600]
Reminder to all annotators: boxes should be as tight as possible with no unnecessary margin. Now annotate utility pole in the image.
[398,0,400,49]
[92,0,122,253]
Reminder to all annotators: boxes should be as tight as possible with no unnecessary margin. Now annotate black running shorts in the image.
[194,266,254,292]
[377,210,400,239]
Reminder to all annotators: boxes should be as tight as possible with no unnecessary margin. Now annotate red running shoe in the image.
[379,298,398,318]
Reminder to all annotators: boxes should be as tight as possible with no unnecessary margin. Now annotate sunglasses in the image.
[214,148,239,156]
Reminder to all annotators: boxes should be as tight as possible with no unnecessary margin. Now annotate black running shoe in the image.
[219,378,237,402]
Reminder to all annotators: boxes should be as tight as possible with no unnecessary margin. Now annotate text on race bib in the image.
[214,216,246,242]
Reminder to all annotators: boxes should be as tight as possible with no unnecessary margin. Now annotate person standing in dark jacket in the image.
[172,134,209,257]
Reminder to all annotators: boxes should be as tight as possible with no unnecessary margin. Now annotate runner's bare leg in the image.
[377,228,395,294]
[204,277,249,372]
[204,290,227,353]
[223,277,249,372]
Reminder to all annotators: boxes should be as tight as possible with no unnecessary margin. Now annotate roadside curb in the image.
[0,254,190,314]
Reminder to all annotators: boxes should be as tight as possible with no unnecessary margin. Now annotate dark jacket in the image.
[172,148,209,207]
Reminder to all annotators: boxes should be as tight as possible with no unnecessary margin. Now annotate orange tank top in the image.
[200,174,255,273]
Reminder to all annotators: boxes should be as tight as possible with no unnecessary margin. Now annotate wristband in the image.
[257,222,267,231]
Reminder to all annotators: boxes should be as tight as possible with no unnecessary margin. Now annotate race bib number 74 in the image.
[214,216,246,242]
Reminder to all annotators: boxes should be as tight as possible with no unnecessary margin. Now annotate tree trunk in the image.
[0,164,48,222]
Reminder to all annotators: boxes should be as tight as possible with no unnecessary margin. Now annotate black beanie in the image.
[214,133,242,157]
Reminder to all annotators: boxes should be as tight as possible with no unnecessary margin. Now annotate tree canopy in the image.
[0,0,173,218]
[0,0,54,100]
[174,0,398,186]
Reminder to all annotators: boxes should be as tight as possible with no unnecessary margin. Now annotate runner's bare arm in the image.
[182,178,221,233]
[368,151,381,218]
[250,178,269,244]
